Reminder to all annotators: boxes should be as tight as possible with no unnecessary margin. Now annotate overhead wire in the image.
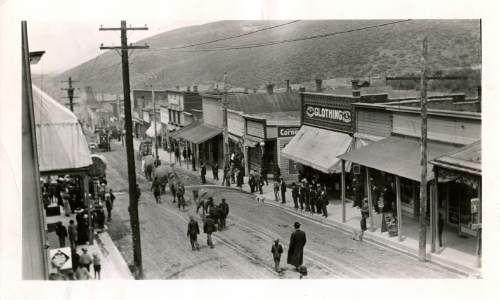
[145,19,412,53]
[155,20,300,51]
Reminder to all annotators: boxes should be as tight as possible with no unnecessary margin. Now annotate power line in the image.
[153,20,300,51]
[146,19,412,53]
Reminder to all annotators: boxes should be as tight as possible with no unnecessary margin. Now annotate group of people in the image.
[189,197,230,250]
[289,177,329,218]
[49,247,102,280]
[41,176,84,217]
[173,144,192,166]
[271,221,307,276]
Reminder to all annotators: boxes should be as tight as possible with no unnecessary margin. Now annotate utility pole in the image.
[152,85,159,163]
[222,72,229,168]
[386,37,466,262]
[61,76,79,112]
[100,20,149,279]
[418,36,428,261]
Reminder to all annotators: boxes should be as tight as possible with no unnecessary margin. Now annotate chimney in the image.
[315,78,323,92]
[244,88,248,93]
[176,85,180,90]
[299,87,306,93]
[351,79,360,97]
[253,89,257,93]
[193,85,198,92]
[266,82,274,94]
[187,86,191,92]
[351,79,359,90]
[286,80,290,92]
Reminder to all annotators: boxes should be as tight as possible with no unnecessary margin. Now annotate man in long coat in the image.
[187,216,200,250]
[287,221,306,270]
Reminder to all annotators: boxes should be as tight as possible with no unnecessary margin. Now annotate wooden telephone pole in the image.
[222,72,229,168]
[386,37,467,262]
[61,76,79,112]
[99,21,149,279]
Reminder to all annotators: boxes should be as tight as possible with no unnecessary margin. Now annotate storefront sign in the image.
[160,107,169,124]
[49,247,72,270]
[143,111,150,123]
[305,104,352,124]
[278,127,300,138]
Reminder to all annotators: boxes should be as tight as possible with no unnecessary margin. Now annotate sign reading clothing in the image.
[305,105,352,124]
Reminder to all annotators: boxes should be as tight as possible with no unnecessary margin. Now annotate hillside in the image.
[44,19,481,98]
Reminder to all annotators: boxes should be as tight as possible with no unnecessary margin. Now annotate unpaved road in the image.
[102,142,461,279]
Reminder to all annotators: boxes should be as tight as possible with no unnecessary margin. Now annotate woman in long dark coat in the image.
[287,222,306,269]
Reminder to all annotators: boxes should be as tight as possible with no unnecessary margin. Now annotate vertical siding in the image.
[356,109,392,137]
[247,120,265,138]
[266,126,278,139]
[278,137,299,182]
[392,113,481,145]
[202,98,223,128]
[228,111,245,136]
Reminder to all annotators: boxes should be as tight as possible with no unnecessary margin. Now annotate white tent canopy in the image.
[32,85,92,173]
[146,121,162,138]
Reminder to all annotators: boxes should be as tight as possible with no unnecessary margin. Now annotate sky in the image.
[28,20,209,75]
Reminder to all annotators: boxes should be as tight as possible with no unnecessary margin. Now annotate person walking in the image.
[187,146,192,163]
[257,173,263,194]
[358,198,369,241]
[249,172,255,193]
[106,189,115,221]
[273,180,280,202]
[280,178,287,204]
[219,198,229,230]
[261,166,269,186]
[438,211,444,247]
[175,146,181,165]
[187,216,200,251]
[200,163,207,184]
[291,182,299,210]
[287,222,306,271]
[68,220,78,249]
[320,185,328,218]
[271,239,284,273]
[212,162,219,181]
[79,248,92,272]
[224,165,231,187]
[55,221,68,248]
[298,182,305,211]
[237,167,244,188]
[151,177,162,204]
[62,189,72,217]
[203,216,216,249]
[92,253,101,280]
[182,147,187,164]
[176,183,186,210]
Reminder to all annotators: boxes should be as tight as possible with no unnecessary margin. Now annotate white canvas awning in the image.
[146,121,162,138]
[32,85,92,173]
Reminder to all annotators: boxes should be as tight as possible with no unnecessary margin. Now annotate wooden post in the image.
[366,167,375,231]
[396,175,403,242]
[83,175,93,245]
[244,145,249,177]
[476,178,481,266]
[418,36,429,262]
[431,167,439,253]
[341,160,346,223]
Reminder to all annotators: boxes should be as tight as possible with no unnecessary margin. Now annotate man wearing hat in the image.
[187,216,200,251]
[287,221,307,271]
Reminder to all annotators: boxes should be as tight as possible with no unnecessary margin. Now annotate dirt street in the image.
[102,142,461,279]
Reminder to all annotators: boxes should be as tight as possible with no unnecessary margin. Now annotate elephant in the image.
[143,155,155,181]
